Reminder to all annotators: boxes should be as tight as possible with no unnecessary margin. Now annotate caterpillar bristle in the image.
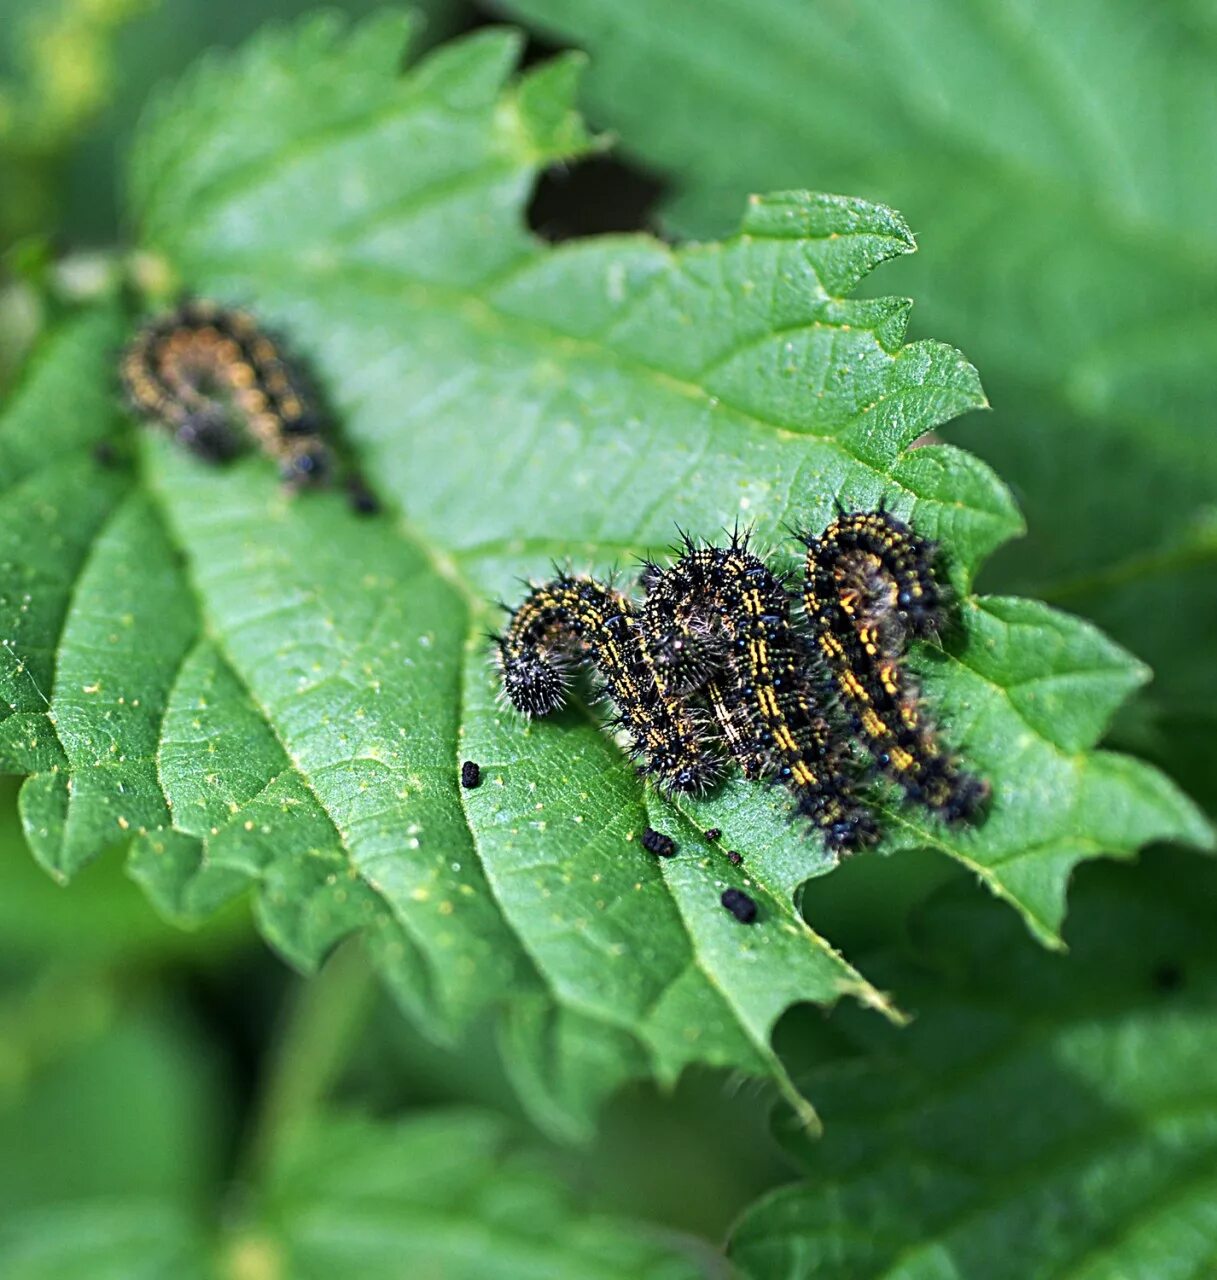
[120,299,334,492]
[491,506,986,848]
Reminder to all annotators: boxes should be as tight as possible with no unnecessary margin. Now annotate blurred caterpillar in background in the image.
[120,299,331,489]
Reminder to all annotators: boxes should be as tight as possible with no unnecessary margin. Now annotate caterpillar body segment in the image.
[642,534,877,852]
[495,575,719,795]
[800,510,988,822]
[120,299,331,487]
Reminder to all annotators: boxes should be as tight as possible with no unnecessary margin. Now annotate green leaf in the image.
[0,989,227,1213]
[499,0,1217,804]
[230,1110,712,1279]
[0,1110,713,1279]
[0,1202,209,1280]
[727,852,1217,1279]
[0,0,151,252]
[0,979,227,1280]
[1,13,1207,1133]
[0,775,249,968]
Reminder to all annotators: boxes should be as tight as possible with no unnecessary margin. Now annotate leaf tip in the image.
[739,190,915,255]
[836,976,908,1026]
[513,47,598,163]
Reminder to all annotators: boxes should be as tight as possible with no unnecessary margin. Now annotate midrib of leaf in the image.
[371,492,764,1061]
[195,250,993,516]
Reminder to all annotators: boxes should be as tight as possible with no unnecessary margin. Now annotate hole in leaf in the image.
[461,2,670,239]
[527,155,670,242]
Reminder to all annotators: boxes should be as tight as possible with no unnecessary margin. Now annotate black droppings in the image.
[347,476,380,515]
[721,887,757,923]
[460,760,481,789]
[641,827,677,858]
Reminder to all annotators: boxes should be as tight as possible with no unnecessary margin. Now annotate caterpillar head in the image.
[499,648,568,717]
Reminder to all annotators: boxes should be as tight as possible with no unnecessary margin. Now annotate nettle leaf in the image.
[0,13,1208,1132]
[0,1110,710,1279]
[728,853,1217,1279]
[499,0,1217,801]
[0,1202,209,1280]
[235,1110,712,1278]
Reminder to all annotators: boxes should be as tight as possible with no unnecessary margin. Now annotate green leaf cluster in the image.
[0,5,1214,1276]
[502,0,1217,803]
[2,13,1204,1140]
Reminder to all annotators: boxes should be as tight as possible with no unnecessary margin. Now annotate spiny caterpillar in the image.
[641,531,875,853]
[800,508,988,822]
[120,299,330,488]
[494,508,987,850]
[494,574,719,795]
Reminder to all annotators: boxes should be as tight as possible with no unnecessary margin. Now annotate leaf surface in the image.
[729,853,1217,1279]
[499,0,1217,801]
[0,1110,712,1279]
[0,12,1207,1132]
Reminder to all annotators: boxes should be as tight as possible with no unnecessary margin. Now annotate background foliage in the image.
[0,2,1213,1276]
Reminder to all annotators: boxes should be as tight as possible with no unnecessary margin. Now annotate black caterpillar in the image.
[641,530,875,853]
[496,509,987,850]
[494,573,719,795]
[799,509,988,823]
[120,300,330,488]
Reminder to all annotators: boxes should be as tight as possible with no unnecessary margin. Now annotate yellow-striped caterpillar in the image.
[494,509,988,851]
[799,508,988,822]
[495,574,720,795]
[120,300,330,488]
[641,531,876,852]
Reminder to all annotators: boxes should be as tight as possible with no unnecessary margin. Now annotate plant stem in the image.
[241,937,376,1182]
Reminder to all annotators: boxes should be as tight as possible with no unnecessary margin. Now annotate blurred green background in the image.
[2,0,1213,1268]
[0,0,810,1257]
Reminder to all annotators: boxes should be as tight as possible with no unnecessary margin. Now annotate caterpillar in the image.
[495,574,719,795]
[641,532,876,853]
[799,508,988,822]
[494,511,987,853]
[120,299,331,488]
